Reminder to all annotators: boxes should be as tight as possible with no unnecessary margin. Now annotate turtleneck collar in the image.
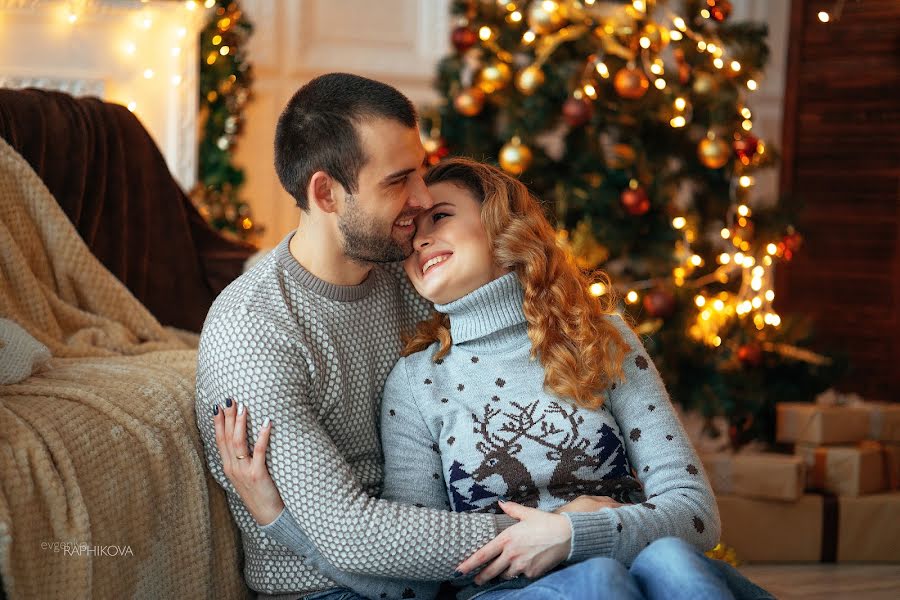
[433,272,529,351]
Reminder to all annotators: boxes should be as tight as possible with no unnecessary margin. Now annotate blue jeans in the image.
[302,589,367,600]
[475,537,774,600]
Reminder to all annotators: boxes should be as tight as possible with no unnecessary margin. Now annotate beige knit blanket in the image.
[0,138,247,598]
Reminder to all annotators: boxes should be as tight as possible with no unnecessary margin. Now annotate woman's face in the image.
[403,181,506,304]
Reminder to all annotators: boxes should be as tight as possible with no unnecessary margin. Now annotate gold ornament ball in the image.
[499,138,533,176]
[527,0,565,34]
[477,61,512,94]
[614,67,650,100]
[692,72,718,95]
[515,65,545,95]
[698,136,731,169]
[453,87,486,117]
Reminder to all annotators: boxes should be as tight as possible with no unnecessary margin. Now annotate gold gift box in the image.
[795,443,886,497]
[702,452,805,501]
[776,402,869,445]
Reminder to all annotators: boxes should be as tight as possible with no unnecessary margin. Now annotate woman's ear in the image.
[308,171,338,214]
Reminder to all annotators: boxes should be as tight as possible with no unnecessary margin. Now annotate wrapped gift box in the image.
[837,492,900,562]
[860,440,900,490]
[776,402,869,445]
[702,452,805,501]
[860,402,900,442]
[717,494,824,562]
[795,443,885,496]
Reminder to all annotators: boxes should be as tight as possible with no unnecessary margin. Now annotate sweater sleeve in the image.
[562,314,721,566]
[198,306,507,580]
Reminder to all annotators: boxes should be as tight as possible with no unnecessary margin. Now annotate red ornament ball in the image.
[709,0,733,22]
[737,343,763,367]
[562,97,593,127]
[451,26,478,53]
[643,288,676,319]
[621,186,650,216]
[733,134,760,164]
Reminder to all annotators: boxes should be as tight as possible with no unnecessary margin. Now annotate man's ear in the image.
[307,171,338,214]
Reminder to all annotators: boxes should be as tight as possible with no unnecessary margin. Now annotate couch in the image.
[0,89,252,598]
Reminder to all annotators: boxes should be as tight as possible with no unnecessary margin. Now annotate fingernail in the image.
[263,417,271,428]
[237,403,245,416]
[453,571,463,578]
[498,496,507,503]
[225,398,233,408]
[213,404,219,415]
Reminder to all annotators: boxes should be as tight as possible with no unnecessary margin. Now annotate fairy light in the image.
[766,243,777,255]
[700,8,710,19]
[742,119,753,131]
[695,295,706,307]
[523,30,536,43]
[140,16,153,29]
[672,216,687,229]
[713,299,725,311]
[763,255,772,266]
[818,11,830,23]
[673,17,687,31]
[731,61,741,72]
[739,175,753,188]
[674,97,687,111]
[698,40,707,51]
[640,36,651,49]
[124,41,137,55]
[650,63,663,75]
[596,62,610,78]
[721,228,731,239]
[713,57,724,69]
[752,297,763,309]
[212,34,222,45]
[479,26,493,40]
[670,116,686,128]
[590,282,608,296]
[690,255,703,267]
[626,290,639,304]
[654,78,666,90]
[171,74,183,86]
[205,0,216,7]
[583,83,597,98]
[765,290,775,302]
[670,30,682,41]
[509,11,523,22]
[741,107,752,119]
[737,204,750,217]
[219,45,230,55]
[176,26,187,38]
[171,46,181,56]
[632,0,646,13]
[127,101,137,112]
[706,43,718,54]
[747,79,758,90]
[143,68,154,79]
[185,1,197,10]
[718,253,731,264]
[752,266,764,278]
[734,252,745,265]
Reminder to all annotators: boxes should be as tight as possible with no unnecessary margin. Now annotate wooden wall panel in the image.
[777,0,900,401]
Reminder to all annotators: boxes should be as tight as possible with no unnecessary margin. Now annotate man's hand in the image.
[455,501,572,585]
[553,495,625,514]
[213,400,284,526]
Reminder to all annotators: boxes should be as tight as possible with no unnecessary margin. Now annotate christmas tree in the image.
[424,0,845,448]
[191,0,260,243]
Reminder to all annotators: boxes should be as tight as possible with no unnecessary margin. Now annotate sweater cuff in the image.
[562,509,617,563]
[259,505,309,550]
[493,514,518,534]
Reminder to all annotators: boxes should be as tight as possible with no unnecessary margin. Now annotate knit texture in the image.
[195,234,516,597]
[265,272,721,599]
[0,318,50,384]
[0,137,244,599]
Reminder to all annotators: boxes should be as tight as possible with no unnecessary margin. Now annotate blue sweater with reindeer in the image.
[262,272,721,599]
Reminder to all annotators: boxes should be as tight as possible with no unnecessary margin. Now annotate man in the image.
[194,73,521,599]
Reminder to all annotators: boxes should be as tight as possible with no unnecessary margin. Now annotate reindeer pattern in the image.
[435,391,644,513]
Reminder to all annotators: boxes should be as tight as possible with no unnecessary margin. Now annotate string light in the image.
[818,11,830,22]
[596,62,610,78]
[672,216,687,229]
[626,291,639,304]
[747,79,758,90]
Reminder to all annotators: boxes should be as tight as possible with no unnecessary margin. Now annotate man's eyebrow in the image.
[380,155,429,186]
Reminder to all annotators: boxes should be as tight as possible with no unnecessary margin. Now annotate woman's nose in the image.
[414,236,431,251]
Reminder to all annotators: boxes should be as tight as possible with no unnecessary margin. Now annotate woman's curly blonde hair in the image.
[402,157,632,410]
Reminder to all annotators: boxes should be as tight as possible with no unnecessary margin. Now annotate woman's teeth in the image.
[423,254,451,274]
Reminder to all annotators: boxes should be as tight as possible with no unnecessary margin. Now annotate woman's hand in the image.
[213,399,284,526]
[455,501,572,585]
[553,495,625,514]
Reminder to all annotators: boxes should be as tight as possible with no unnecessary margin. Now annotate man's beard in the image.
[338,195,412,264]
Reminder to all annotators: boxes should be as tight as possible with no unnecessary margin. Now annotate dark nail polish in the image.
[453,571,463,578]
[225,398,233,408]
[213,404,219,415]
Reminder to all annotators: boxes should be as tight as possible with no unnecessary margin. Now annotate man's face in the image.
[336,118,432,264]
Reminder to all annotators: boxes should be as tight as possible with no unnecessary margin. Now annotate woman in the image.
[214,158,772,600]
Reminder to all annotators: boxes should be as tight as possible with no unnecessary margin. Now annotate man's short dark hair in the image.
[274,73,417,211]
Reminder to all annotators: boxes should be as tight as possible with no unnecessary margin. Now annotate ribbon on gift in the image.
[859,440,900,490]
[821,492,839,562]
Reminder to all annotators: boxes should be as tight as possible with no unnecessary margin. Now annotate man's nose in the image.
[407,174,433,210]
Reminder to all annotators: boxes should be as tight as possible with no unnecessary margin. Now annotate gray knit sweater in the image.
[264,272,721,599]
[195,233,516,599]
